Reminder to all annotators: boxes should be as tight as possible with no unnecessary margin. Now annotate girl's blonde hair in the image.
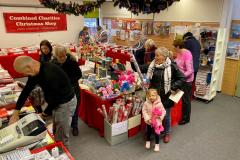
[155,47,173,58]
[144,39,156,51]
[146,89,158,98]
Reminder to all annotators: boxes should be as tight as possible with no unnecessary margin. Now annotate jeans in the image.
[181,82,192,122]
[52,95,77,149]
[146,124,160,144]
[163,108,171,135]
[71,88,80,129]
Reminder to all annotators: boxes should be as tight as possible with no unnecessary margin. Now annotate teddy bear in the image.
[151,107,164,135]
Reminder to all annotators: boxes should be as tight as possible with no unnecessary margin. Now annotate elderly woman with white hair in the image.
[51,45,82,136]
[147,47,184,143]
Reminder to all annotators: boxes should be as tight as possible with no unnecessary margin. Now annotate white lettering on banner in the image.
[45,22,56,26]
[16,22,44,26]
[38,16,60,20]
[9,16,38,21]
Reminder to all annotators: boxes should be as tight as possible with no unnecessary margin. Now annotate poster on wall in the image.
[3,13,67,33]
[111,20,118,29]
[226,42,240,60]
[153,22,160,35]
[147,21,153,35]
[231,24,240,39]
[174,26,188,39]
[134,20,142,30]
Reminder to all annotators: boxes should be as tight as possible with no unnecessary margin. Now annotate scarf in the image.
[147,57,172,94]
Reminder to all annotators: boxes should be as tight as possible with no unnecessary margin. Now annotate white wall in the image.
[101,2,131,18]
[101,2,154,19]
[0,1,84,48]
[232,0,240,20]
[102,0,224,22]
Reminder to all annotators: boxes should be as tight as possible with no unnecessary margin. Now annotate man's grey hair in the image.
[54,45,67,57]
[13,56,33,73]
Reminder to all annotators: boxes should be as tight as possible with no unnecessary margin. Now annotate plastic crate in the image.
[31,142,74,160]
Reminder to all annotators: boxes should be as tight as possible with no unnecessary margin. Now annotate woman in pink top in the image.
[173,39,194,125]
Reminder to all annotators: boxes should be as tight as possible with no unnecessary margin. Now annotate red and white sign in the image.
[3,13,67,33]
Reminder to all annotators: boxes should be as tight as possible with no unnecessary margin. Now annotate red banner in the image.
[3,13,67,33]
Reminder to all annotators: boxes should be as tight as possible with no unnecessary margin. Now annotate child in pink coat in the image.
[142,89,166,152]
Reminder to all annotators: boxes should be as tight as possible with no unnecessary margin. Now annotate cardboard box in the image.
[128,114,141,130]
[104,119,128,145]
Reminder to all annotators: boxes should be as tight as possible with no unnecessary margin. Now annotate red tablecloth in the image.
[0,53,40,78]
[79,89,120,137]
[79,89,182,137]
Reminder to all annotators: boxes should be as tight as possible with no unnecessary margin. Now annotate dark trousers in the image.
[194,71,198,81]
[71,87,81,128]
[181,82,192,122]
[163,108,171,135]
[146,124,160,144]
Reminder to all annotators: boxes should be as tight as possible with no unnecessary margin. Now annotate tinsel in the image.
[39,0,180,16]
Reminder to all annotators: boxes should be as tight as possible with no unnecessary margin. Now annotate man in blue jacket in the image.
[183,32,201,80]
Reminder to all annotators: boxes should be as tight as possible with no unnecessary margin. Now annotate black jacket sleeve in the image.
[131,48,150,73]
[16,76,38,110]
[70,59,82,82]
[184,40,192,51]
[171,63,185,91]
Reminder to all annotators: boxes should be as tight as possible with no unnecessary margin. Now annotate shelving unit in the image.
[195,28,226,101]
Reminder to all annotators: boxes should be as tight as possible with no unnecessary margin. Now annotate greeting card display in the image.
[226,42,240,60]
[231,24,240,39]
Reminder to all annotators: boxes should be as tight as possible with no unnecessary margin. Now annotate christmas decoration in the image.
[113,0,180,15]
[39,0,106,16]
[39,0,180,16]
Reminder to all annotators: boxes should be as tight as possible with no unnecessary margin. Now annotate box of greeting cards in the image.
[104,119,128,145]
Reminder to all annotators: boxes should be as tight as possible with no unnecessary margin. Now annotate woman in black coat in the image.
[51,46,82,136]
[147,47,184,143]
[132,39,156,73]
[39,40,53,62]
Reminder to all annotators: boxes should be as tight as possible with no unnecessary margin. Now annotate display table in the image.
[79,89,120,137]
[0,53,39,78]
[79,89,182,137]
[105,50,130,64]
[0,65,14,86]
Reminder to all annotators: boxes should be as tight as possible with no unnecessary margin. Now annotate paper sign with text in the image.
[169,89,184,103]
[111,120,128,136]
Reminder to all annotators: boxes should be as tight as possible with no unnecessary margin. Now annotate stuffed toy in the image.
[151,107,164,135]
[106,84,114,96]
[98,87,109,99]
[118,70,136,86]
[120,81,130,92]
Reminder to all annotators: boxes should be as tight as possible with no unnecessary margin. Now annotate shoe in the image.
[163,135,170,143]
[72,127,79,136]
[178,120,189,125]
[145,141,150,149]
[154,144,160,152]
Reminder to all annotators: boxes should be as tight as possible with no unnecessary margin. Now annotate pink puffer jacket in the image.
[142,96,166,126]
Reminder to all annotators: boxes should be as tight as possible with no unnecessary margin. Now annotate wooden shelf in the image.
[222,58,239,96]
